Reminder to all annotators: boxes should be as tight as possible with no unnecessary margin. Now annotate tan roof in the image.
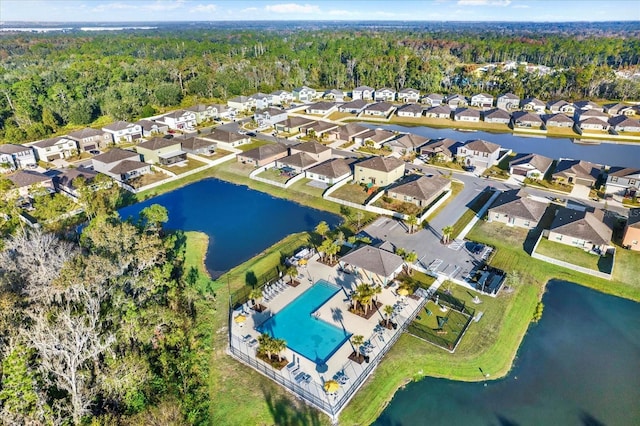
[396,104,423,114]
[550,208,612,245]
[137,137,181,151]
[498,93,519,100]
[6,170,51,188]
[0,144,30,154]
[425,105,452,115]
[301,121,338,133]
[483,108,511,120]
[55,167,98,188]
[93,148,139,164]
[281,116,315,128]
[609,116,640,128]
[364,102,394,113]
[291,141,331,155]
[239,144,288,161]
[278,152,317,169]
[553,159,601,181]
[162,109,191,119]
[340,244,404,278]
[181,137,216,152]
[390,133,428,149]
[206,129,247,144]
[608,167,640,178]
[420,138,460,158]
[307,101,336,111]
[489,189,548,222]
[336,123,369,139]
[580,117,608,126]
[67,128,104,140]
[340,99,368,110]
[358,129,395,143]
[545,113,574,124]
[388,175,450,201]
[357,156,404,173]
[462,139,501,154]
[454,108,480,118]
[306,158,353,179]
[108,160,149,175]
[509,153,553,174]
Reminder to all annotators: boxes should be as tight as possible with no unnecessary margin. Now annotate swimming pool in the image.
[258,280,351,364]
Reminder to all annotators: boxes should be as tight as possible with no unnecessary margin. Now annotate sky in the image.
[1,0,639,23]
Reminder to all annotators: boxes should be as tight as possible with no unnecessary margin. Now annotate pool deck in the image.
[229,253,434,419]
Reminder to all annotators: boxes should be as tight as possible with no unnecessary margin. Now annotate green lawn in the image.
[408,301,471,351]
[373,196,420,215]
[524,177,572,193]
[256,167,292,184]
[330,182,370,205]
[157,158,208,175]
[535,238,614,274]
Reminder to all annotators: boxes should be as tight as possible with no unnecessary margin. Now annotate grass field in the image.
[535,238,614,273]
[450,189,494,239]
[330,182,370,205]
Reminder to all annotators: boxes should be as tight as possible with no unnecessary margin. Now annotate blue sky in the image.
[1,1,639,22]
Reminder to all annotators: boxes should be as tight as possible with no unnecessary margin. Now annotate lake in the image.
[118,178,341,278]
[363,123,640,169]
[374,281,640,425]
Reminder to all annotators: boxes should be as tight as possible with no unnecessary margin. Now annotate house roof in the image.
[498,93,519,100]
[229,95,251,103]
[512,111,543,124]
[472,93,493,99]
[396,103,423,114]
[66,128,104,140]
[547,99,569,109]
[425,105,452,115]
[425,93,444,100]
[608,116,640,128]
[553,159,601,181]
[336,123,369,138]
[93,148,139,164]
[324,89,344,96]
[364,102,394,112]
[0,144,30,154]
[279,152,317,169]
[293,85,315,92]
[574,100,602,110]
[388,175,450,201]
[291,141,331,155]
[420,138,460,158]
[483,108,511,120]
[281,116,315,128]
[31,136,73,148]
[608,167,640,178]
[579,109,608,119]
[358,129,395,143]
[55,167,98,188]
[445,94,466,102]
[454,108,480,118]
[135,119,166,132]
[186,103,213,112]
[580,117,608,126]
[181,137,216,152]
[627,208,640,228]
[271,90,290,96]
[249,92,269,100]
[356,156,404,173]
[521,97,545,107]
[6,170,51,188]
[461,139,501,153]
[255,107,286,116]
[137,137,181,151]
[550,208,612,245]
[399,88,419,94]
[306,158,353,179]
[339,99,368,110]
[240,143,288,161]
[509,153,553,174]
[162,109,192,119]
[108,160,149,175]
[103,121,136,132]
[206,129,247,144]
[354,86,374,92]
[604,102,630,114]
[390,133,428,149]
[489,189,548,222]
[340,244,404,278]
[302,120,338,133]
[545,113,574,124]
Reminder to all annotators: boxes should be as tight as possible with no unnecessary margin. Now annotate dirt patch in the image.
[287,280,301,287]
[348,351,368,364]
[349,300,383,320]
[256,353,289,370]
[251,304,267,313]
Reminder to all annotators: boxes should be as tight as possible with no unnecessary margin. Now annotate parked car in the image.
[246,132,256,137]
[463,165,476,172]
[89,150,101,155]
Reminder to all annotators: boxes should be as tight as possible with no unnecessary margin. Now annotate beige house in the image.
[289,141,332,164]
[136,138,186,165]
[236,144,288,167]
[354,156,405,187]
[548,208,612,252]
[339,244,404,286]
[305,158,353,184]
[622,208,640,251]
[5,170,54,198]
[488,189,548,229]
[203,129,250,149]
[552,159,601,187]
[386,175,451,208]
[92,148,150,182]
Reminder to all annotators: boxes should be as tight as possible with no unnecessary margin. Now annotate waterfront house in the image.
[397,88,420,103]
[306,101,337,115]
[424,105,452,119]
[338,99,368,114]
[608,116,640,132]
[136,119,169,138]
[290,141,332,164]
[0,144,36,170]
[354,156,405,187]
[576,109,609,122]
[305,158,354,184]
[512,111,544,128]
[92,149,150,182]
[254,107,288,127]
[102,121,143,143]
[249,93,271,110]
[444,94,468,108]
[488,189,548,229]
[180,137,216,156]
[457,139,501,169]
[31,136,78,162]
[548,208,612,253]
[520,97,546,114]
[353,129,396,148]
[136,138,186,165]
[352,86,375,100]
[509,153,553,180]
[276,152,319,173]
[483,108,511,124]
[236,144,288,167]
[292,86,317,102]
[340,244,404,286]
[332,123,370,142]
[363,102,396,117]
[574,100,604,112]
[53,167,99,199]
[552,159,601,187]
[275,116,316,134]
[496,93,520,111]
[453,108,480,122]
[67,128,112,152]
[470,93,494,109]
[605,167,640,196]
[604,102,635,116]
[203,128,250,149]
[622,208,640,251]
[419,138,460,163]
[159,109,197,131]
[544,113,575,128]
[374,88,396,102]
[384,133,428,154]
[323,89,345,102]
[579,117,610,131]
[270,90,293,105]
[6,170,54,198]
[421,93,444,107]
[547,100,575,114]
[301,121,339,139]
[386,174,451,208]
[395,103,423,118]
[227,96,254,112]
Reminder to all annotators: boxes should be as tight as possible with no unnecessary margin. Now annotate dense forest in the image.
[1,24,640,143]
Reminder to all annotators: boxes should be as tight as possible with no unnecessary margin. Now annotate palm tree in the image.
[326,241,340,264]
[395,247,407,258]
[404,251,418,276]
[355,210,364,230]
[406,215,418,234]
[383,305,395,327]
[249,288,263,307]
[350,334,365,354]
[354,283,374,314]
[272,338,287,362]
[442,225,454,244]
[285,265,298,283]
[315,221,330,240]
[318,238,332,262]
[258,333,274,360]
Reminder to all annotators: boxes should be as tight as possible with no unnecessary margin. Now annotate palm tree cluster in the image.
[257,333,287,363]
[351,283,382,315]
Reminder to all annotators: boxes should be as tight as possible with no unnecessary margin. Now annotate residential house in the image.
[608,116,640,132]
[180,137,216,156]
[53,167,99,199]
[488,189,548,229]
[204,128,250,149]
[453,108,480,122]
[67,128,111,152]
[421,93,444,107]
[552,159,601,186]
[354,156,405,186]
[275,152,318,173]
[576,109,609,122]
[339,244,404,286]
[544,113,574,128]
[332,123,369,142]
[362,102,396,117]
[547,100,575,114]
[274,116,316,134]
[604,102,635,116]
[353,129,396,148]
[520,97,546,113]
[209,103,231,119]
[512,111,544,128]
[508,153,553,179]
[305,158,354,184]
[374,87,396,102]
[249,93,271,110]
[338,99,369,114]
[300,121,339,138]
[605,167,640,196]
[483,108,511,124]
[292,86,317,102]
[159,110,197,131]
[622,208,640,250]
[384,133,428,154]
[270,90,293,105]
[457,139,501,169]
[136,138,186,165]
[236,144,288,167]
[574,100,603,112]
[6,170,54,198]
[548,208,612,252]
[323,89,345,102]
[186,104,219,123]
[352,86,375,100]
[136,119,169,138]
[419,138,460,162]
[424,105,452,119]
[254,107,288,127]
[397,88,420,103]
[91,149,150,182]
[579,117,610,131]
[395,103,423,118]
[102,121,143,143]
[0,144,36,170]
[444,94,468,108]
[306,101,337,115]
[227,96,254,112]
[496,93,520,111]
[470,93,494,109]
[31,136,78,162]
[386,175,451,208]
[289,141,332,164]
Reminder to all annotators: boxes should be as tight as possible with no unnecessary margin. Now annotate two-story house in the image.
[67,128,112,152]
[323,89,345,102]
[470,93,494,109]
[31,136,78,162]
[186,104,219,123]
[136,119,169,138]
[397,88,420,103]
[102,121,143,143]
[421,93,444,107]
[54,167,100,199]
[352,86,375,101]
[0,144,36,170]
[6,170,54,198]
[520,98,546,114]
[270,90,293,105]
[92,148,150,182]
[249,93,271,110]
[374,88,396,102]
[254,107,288,127]
[136,138,186,165]
[496,93,520,111]
[292,86,317,102]
[456,139,501,169]
[160,110,197,131]
[354,156,405,187]
[227,96,255,112]
[605,167,640,196]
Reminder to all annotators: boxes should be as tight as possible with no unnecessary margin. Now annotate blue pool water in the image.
[258,280,351,364]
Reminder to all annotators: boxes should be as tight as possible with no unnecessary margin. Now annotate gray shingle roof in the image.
[6,170,51,188]
[306,158,353,179]
[364,102,394,113]
[292,141,331,155]
[93,148,139,164]
[462,139,501,153]
[137,137,181,151]
[340,244,404,278]
[356,156,404,173]
[388,175,450,201]
[278,152,317,169]
[67,128,104,140]
[240,144,288,161]
[0,144,30,154]
[489,189,548,222]
[103,121,136,132]
[108,160,149,175]
[509,153,553,175]
[181,137,216,152]
[550,208,612,245]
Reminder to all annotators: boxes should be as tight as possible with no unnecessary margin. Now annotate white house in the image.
[305,158,353,185]
[470,93,494,109]
[306,101,337,115]
[227,96,255,112]
[496,93,520,111]
[91,148,150,183]
[508,153,553,179]
[444,94,468,108]
[30,136,78,162]
[0,144,36,170]
[254,107,288,127]
[605,167,640,195]
[483,108,511,124]
[323,89,345,102]
[292,86,317,102]
[453,108,480,122]
[159,110,197,131]
[352,86,374,100]
[249,93,271,110]
[424,105,452,119]
[374,87,396,102]
[338,99,368,114]
[396,103,423,118]
[397,88,420,103]
[609,116,640,132]
[457,139,501,169]
[362,102,395,117]
[422,93,444,107]
[102,121,143,143]
[270,90,293,105]
[520,98,546,114]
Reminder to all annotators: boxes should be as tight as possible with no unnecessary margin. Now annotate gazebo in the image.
[339,244,404,286]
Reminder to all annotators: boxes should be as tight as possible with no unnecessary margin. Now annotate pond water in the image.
[362,123,640,169]
[374,280,640,425]
[118,178,341,278]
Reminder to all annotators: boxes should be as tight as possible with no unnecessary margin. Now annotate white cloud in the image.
[513,4,530,8]
[91,2,136,12]
[190,4,218,13]
[457,0,512,6]
[265,3,320,14]
[145,0,186,12]
[241,7,259,12]
[327,9,354,16]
